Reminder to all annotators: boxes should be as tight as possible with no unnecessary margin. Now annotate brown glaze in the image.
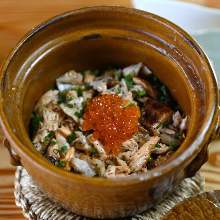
[0,7,219,219]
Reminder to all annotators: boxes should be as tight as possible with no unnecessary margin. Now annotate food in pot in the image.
[30,63,187,177]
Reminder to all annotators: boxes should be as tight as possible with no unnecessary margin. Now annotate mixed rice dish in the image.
[30,63,187,178]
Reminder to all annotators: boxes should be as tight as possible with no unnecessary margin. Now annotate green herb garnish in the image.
[169,141,179,150]
[134,89,146,98]
[122,102,136,108]
[175,131,183,140]
[75,111,83,118]
[90,147,98,156]
[156,123,163,129]
[124,74,134,90]
[74,86,83,97]
[50,140,57,145]
[58,90,68,104]
[66,103,74,108]
[155,143,161,148]
[159,85,170,103]
[55,160,66,168]
[43,131,55,146]
[66,132,76,144]
[114,70,122,81]
[74,101,86,118]
[59,145,68,154]
[115,87,121,95]
[148,156,153,163]
[29,112,43,138]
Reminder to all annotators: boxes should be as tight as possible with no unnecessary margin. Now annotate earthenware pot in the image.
[0,7,219,219]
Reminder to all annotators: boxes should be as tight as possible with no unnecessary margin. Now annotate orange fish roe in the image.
[82,94,140,154]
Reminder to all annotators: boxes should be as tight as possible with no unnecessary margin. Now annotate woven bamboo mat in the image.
[14,167,204,220]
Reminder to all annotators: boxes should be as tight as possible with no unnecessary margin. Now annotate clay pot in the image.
[0,7,219,219]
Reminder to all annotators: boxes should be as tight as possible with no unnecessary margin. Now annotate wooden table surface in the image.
[1,1,220,219]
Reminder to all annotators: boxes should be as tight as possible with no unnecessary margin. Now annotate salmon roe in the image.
[82,94,140,154]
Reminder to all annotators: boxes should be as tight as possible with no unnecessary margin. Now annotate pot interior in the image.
[0,7,217,170]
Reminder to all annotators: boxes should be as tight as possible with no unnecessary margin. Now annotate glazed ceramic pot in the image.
[0,7,219,219]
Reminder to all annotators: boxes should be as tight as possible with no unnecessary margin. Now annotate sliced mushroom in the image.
[141,98,173,135]
[160,128,176,135]
[180,116,187,131]
[160,133,180,147]
[122,63,142,77]
[56,70,83,85]
[172,111,182,127]
[90,80,107,93]
[71,158,95,176]
[142,65,152,76]
[133,77,157,98]
[129,136,160,172]
[151,143,170,155]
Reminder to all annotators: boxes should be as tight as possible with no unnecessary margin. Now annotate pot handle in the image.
[0,127,21,166]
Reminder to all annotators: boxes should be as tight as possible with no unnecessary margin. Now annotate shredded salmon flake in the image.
[82,94,140,154]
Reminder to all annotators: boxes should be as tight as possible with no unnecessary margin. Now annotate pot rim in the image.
[0,6,218,185]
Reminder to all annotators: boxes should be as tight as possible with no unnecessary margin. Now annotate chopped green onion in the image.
[156,123,163,129]
[66,133,76,144]
[169,141,179,150]
[90,147,98,156]
[114,70,121,81]
[43,131,55,146]
[155,143,161,148]
[122,102,136,108]
[66,103,74,108]
[75,111,83,118]
[148,156,153,163]
[29,112,43,137]
[55,160,66,168]
[58,90,68,104]
[115,87,121,95]
[134,89,146,98]
[50,140,57,145]
[124,74,134,90]
[59,145,68,154]
[74,86,83,97]
[175,132,183,140]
